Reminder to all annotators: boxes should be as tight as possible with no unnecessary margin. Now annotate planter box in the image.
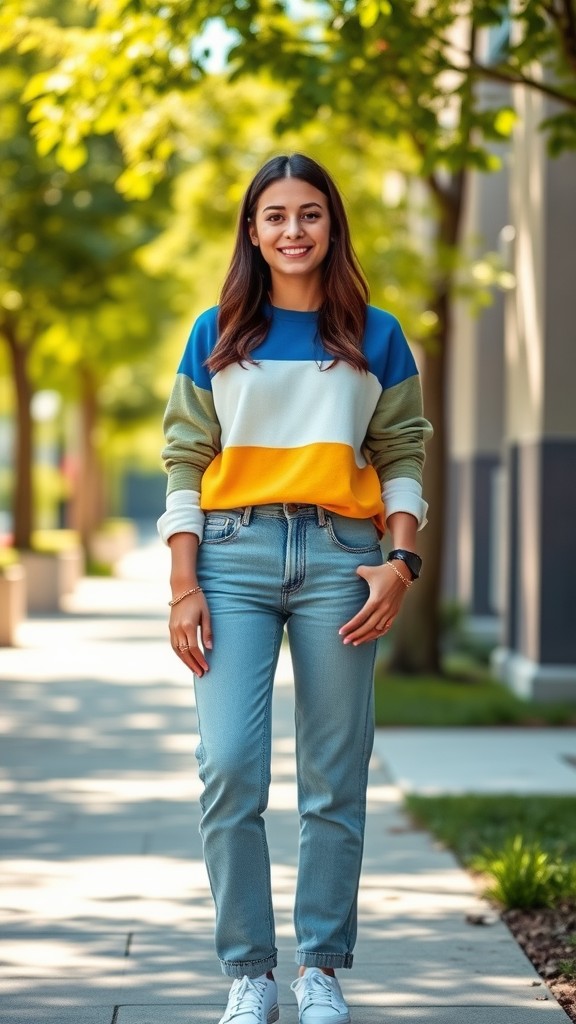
[0,564,26,646]
[89,520,137,568]
[20,549,84,613]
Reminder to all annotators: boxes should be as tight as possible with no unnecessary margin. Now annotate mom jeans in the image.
[194,503,383,978]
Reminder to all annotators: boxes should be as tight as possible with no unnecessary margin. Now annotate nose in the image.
[284,215,303,238]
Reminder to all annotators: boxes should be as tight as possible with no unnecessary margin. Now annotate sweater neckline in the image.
[265,302,319,323]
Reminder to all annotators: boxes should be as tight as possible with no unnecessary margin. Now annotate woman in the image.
[158,154,432,1024]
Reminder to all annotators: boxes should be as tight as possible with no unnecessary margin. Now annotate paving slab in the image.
[0,535,572,1022]
[373,727,576,795]
[0,1010,115,1024]
[115,1006,564,1024]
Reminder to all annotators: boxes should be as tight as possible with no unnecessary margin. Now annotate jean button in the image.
[285,503,298,514]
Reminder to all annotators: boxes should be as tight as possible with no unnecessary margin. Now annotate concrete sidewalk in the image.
[0,536,572,1023]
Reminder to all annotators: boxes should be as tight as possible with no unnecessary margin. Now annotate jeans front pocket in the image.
[325,513,381,554]
[202,511,241,545]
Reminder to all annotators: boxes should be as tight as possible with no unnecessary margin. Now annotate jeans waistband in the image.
[234,504,327,526]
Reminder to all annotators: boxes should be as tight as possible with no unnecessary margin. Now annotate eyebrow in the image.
[262,202,324,212]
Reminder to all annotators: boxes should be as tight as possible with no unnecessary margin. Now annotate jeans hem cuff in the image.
[295,950,354,969]
[220,952,278,979]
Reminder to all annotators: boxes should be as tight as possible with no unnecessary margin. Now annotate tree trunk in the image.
[73,366,105,556]
[2,324,33,550]
[387,175,465,673]
[387,289,448,673]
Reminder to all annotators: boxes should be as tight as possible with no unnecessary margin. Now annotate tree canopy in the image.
[2,0,575,199]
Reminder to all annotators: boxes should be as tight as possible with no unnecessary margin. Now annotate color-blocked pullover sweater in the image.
[158,304,433,543]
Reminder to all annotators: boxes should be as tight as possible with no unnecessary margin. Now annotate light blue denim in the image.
[194,503,383,979]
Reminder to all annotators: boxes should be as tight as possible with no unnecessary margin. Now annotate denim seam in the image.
[201,513,241,545]
[343,637,378,954]
[193,730,222,929]
[295,950,354,969]
[282,515,307,607]
[325,516,380,554]
[258,616,284,953]
[220,951,278,978]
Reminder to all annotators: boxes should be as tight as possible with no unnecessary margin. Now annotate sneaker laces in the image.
[297,971,338,1011]
[226,976,267,1018]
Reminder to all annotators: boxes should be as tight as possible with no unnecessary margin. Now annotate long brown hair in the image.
[207,154,370,374]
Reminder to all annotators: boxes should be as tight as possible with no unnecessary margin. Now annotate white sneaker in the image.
[219,974,279,1024]
[290,968,351,1023]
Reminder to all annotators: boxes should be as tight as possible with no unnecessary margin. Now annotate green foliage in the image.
[407,795,576,907]
[3,0,575,191]
[0,44,175,398]
[0,547,20,571]
[0,15,187,543]
[374,670,576,726]
[473,835,576,909]
[85,556,114,577]
[558,958,576,980]
[31,527,80,552]
[406,794,576,865]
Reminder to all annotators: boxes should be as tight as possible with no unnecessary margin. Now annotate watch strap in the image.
[387,548,422,580]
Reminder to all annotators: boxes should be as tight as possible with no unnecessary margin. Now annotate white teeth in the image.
[280,247,309,255]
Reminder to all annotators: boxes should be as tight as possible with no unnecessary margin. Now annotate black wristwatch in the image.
[387,549,422,580]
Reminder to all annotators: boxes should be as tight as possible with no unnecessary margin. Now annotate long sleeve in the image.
[362,316,433,529]
[157,308,221,543]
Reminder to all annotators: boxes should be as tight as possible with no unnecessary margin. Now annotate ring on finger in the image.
[177,643,190,651]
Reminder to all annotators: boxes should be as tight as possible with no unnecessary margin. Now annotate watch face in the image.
[405,553,421,578]
[389,550,421,578]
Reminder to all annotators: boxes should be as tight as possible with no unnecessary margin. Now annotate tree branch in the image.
[468,57,576,109]
[549,0,576,76]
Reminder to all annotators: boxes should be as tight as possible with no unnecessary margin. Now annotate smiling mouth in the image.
[278,247,312,257]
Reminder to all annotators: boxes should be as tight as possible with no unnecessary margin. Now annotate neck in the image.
[269,273,324,312]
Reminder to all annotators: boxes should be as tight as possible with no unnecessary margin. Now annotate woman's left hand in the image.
[339,562,411,646]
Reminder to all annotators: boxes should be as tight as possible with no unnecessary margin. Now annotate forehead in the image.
[255,177,328,212]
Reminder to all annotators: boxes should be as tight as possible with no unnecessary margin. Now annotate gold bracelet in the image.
[386,561,412,589]
[169,586,203,607]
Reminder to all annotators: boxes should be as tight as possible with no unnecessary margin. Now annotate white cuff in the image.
[157,489,205,545]
[382,477,428,530]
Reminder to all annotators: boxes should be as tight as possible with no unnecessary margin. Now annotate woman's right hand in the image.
[169,592,213,677]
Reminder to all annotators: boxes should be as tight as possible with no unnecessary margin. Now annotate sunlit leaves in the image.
[357,0,391,30]
[493,107,517,138]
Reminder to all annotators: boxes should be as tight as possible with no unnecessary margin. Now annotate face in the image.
[248,177,331,283]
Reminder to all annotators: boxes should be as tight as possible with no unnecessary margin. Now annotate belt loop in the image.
[317,506,326,526]
[241,506,253,526]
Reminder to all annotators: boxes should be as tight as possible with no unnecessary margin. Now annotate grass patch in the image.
[374,669,576,727]
[406,794,576,909]
[405,794,576,864]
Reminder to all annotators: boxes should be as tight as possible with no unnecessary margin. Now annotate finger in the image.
[342,616,383,644]
[172,637,210,675]
[339,601,382,637]
[175,646,210,676]
[200,608,213,651]
[345,615,396,646]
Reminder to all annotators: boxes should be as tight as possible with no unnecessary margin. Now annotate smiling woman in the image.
[248,178,331,288]
[157,152,433,1024]
[211,153,371,375]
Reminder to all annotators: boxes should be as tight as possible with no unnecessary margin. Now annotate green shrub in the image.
[558,958,576,980]
[473,835,576,909]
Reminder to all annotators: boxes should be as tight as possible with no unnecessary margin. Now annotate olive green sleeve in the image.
[161,373,221,495]
[362,374,433,485]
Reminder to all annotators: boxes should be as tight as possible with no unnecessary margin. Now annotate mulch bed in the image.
[503,901,576,1022]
